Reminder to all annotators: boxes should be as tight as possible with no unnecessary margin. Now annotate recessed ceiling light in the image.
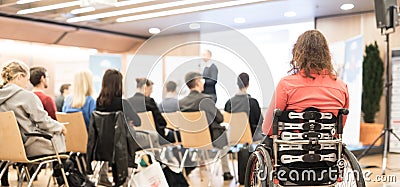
[16,0,40,4]
[284,11,296,17]
[67,0,210,23]
[114,0,156,7]
[189,23,201,29]
[117,0,265,22]
[17,1,80,14]
[234,17,246,23]
[340,3,354,10]
[149,27,160,34]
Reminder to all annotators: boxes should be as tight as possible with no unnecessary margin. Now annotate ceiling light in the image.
[189,23,201,29]
[114,0,156,7]
[284,11,296,17]
[71,7,96,14]
[340,3,354,10]
[234,17,246,23]
[17,1,80,15]
[117,0,265,23]
[16,0,40,4]
[149,27,160,34]
[67,0,211,23]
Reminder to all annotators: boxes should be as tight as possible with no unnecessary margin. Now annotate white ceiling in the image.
[100,0,375,37]
[0,0,375,39]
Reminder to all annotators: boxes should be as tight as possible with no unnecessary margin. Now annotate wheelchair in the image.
[245,108,365,187]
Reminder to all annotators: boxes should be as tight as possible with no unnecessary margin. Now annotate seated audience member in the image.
[158,81,179,113]
[128,78,177,144]
[62,70,95,130]
[0,61,67,186]
[262,30,349,136]
[55,83,71,112]
[94,69,159,186]
[224,72,264,140]
[30,66,57,120]
[179,72,233,180]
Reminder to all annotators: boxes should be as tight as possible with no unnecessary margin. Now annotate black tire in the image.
[244,146,274,187]
[336,147,365,187]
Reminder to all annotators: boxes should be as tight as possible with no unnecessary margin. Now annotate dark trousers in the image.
[0,162,9,186]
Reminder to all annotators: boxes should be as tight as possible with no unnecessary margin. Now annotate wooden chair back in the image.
[161,112,180,130]
[56,112,88,153]
[0,111,29,162]
[136,111,156,131]
[223,112,253,145]
[177,111,213,149]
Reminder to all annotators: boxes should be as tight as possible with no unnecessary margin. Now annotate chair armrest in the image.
[25,132,53,140]
[165,127,177,131]
[136,130,150,135]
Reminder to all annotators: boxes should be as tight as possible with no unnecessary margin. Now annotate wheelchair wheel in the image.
[336,147,365,187]
[244,146,274,187]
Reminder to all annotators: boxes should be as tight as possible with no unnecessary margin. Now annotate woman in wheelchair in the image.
[244,30,365,186]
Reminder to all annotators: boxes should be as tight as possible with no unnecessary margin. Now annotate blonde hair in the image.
[1,60,29,88]
[71,70,93,108]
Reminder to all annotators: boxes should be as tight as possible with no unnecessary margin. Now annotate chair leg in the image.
[127,167,137,187]
[91,161,105,186]
[74,154,84,174]
[46,171,52,187]
[208,150,221,187]
[28,163,41,187]
[180,149,191,181]
[24,166,33,187]
[230,152,238,183]
[206,150,213,186]
[0,161,9,180]
[195,150,204,182]
[28,160,55,187]
[204,150,215,175]
[80,154,87,174]
[50,139,69,187]
[17,165,23,187]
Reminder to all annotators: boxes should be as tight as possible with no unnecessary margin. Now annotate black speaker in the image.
[374,0,399,28]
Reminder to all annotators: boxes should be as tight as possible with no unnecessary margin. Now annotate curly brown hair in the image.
[289,30,336,80]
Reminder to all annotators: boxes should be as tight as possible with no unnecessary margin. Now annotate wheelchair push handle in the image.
[337,108,349,134]
[339,108,349,115]
[272,109,282,135]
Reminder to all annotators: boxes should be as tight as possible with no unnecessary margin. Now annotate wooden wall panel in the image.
[316,14,362,43]
[317,12,400,124]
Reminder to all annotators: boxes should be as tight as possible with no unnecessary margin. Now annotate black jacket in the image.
[224,94,264,136]
[87,111,138,186]
[96,97,141,127]
[202,63,218,95]
[127,93,167,138]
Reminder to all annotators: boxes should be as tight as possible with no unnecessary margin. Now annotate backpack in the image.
[54,157,94,187]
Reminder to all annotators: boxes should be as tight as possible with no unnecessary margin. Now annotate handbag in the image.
[132,162,169,187]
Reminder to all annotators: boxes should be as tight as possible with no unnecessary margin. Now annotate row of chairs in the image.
[135,111,257,184]
[136,111,255,149]
[0,110,256,186]
[0,111,72,187]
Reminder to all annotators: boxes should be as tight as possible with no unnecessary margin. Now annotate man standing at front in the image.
[179,72,233,181]
[201,49,218,102]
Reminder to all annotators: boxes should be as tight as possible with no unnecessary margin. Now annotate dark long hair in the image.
[288,30,336,80]
[97,69,123,106]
